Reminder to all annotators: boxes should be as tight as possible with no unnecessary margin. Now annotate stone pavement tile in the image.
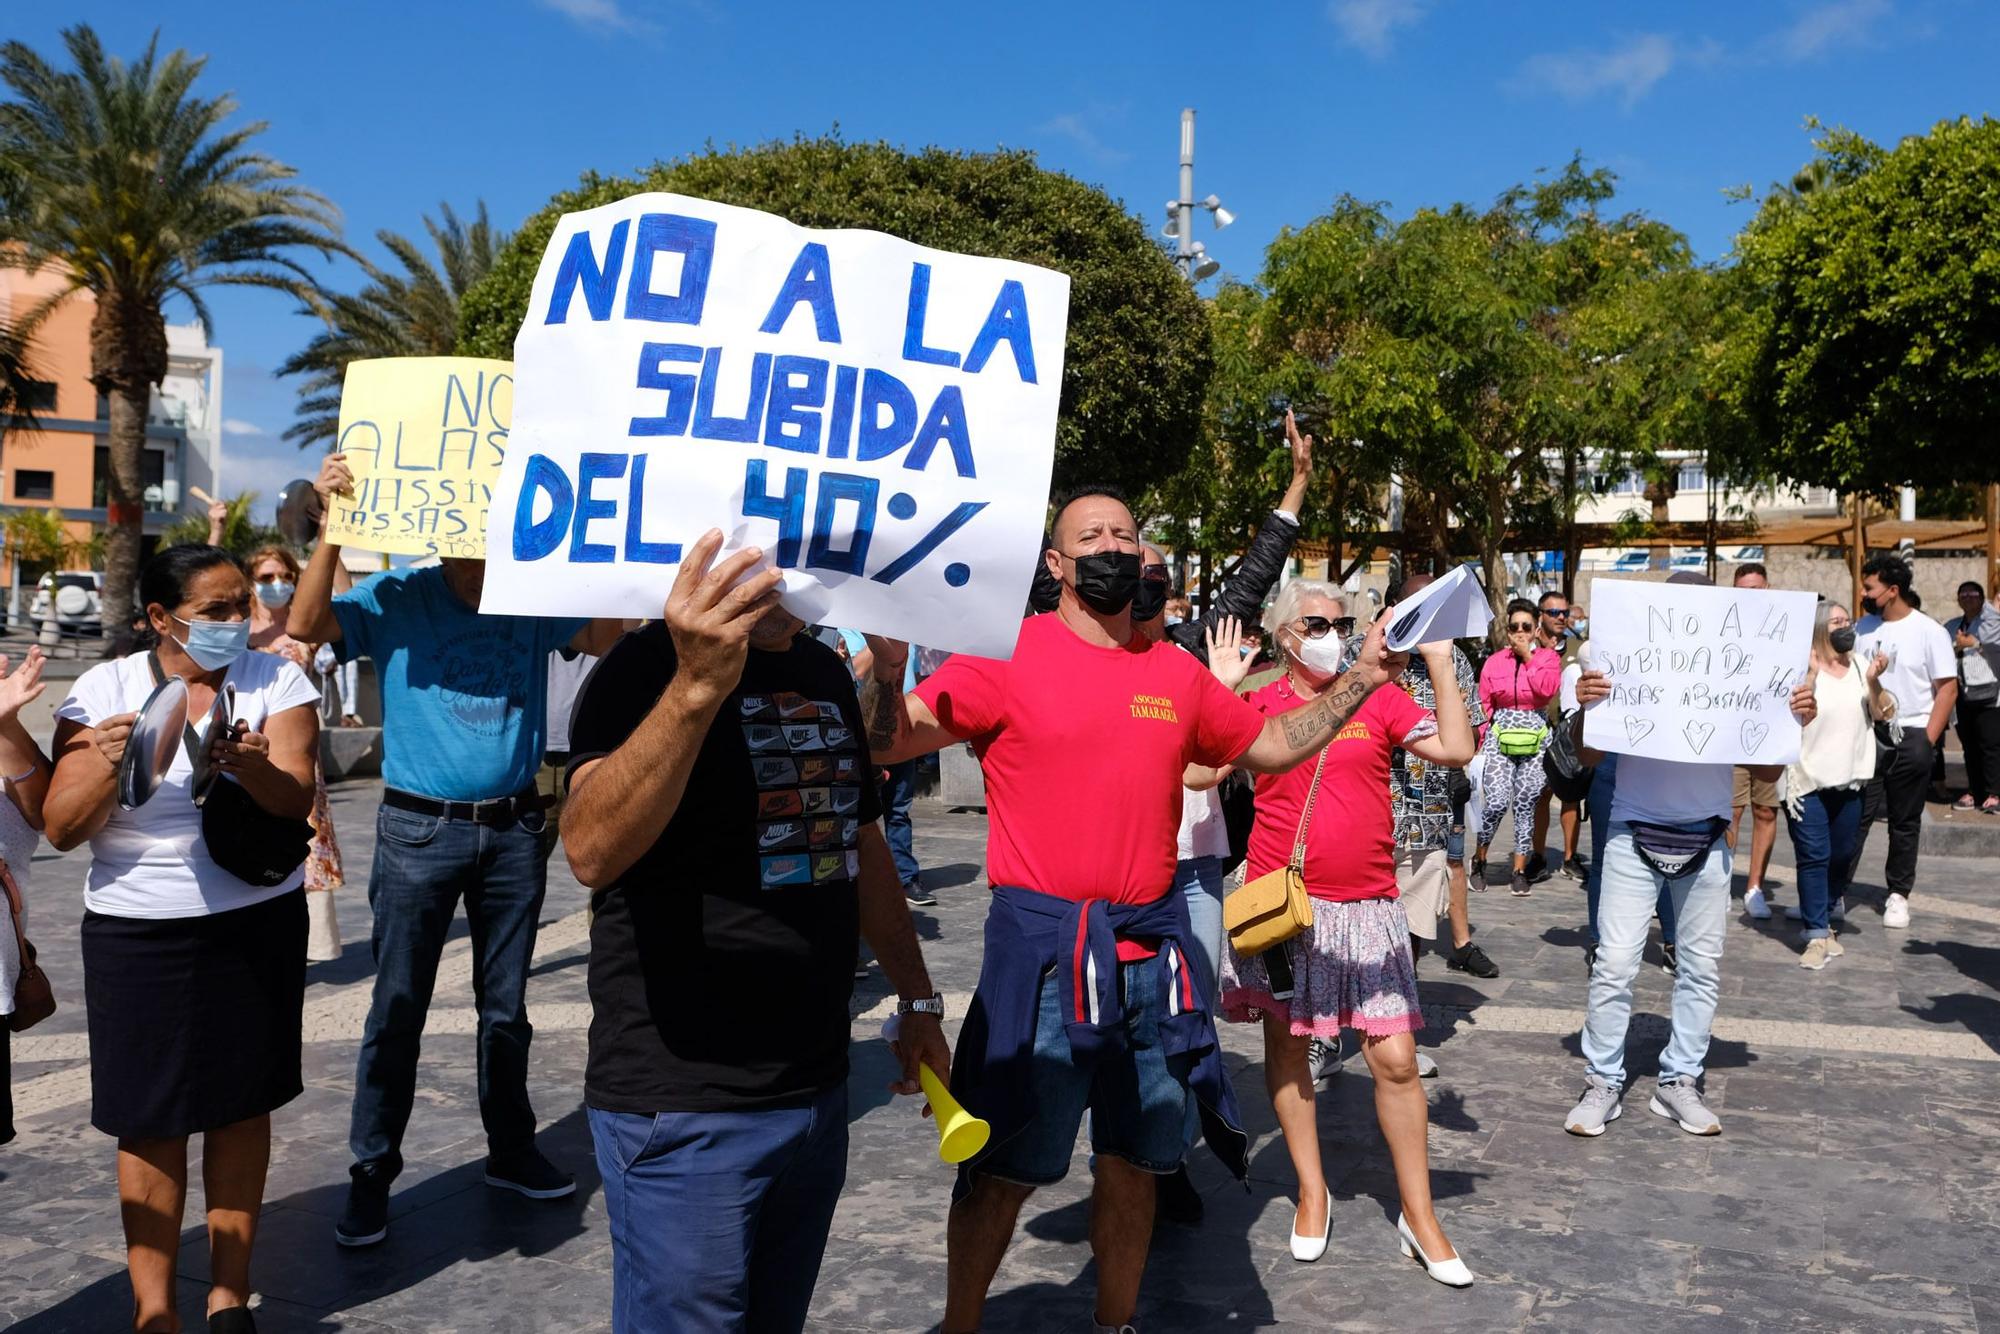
[1479,1113,1717,1184]
[1687,1243,1981,1331]
[1971,1283,2000,1331]
[1922,1093,2000,1146]
[1523,1289,1758,1331]
[1569,1177,1826,1264]
[340,1254,609,1333]
[0,1240,126,1330]
[1822,1210,2000,1286]
[1255,1245,1540,1330]
[1335,1159,1566,1233]
[1433,1214,1700,1307]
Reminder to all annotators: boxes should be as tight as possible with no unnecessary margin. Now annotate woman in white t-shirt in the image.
[45,544,320,1334]
[0,645,54,1149]
[1783,602,1893,970]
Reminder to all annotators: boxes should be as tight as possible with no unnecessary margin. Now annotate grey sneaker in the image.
[1649,1077,1721,1135]
[1308,1037,1343,1084]
[1564,1074,1623,1136]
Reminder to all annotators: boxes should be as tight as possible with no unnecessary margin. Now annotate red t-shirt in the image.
[1243,676,1433,903]
[915,613,1266,913]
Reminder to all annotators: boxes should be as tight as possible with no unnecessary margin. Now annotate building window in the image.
[1677,461,1707,493]
[92,446,170,511]
[18,380,58,413]
[14,469,55,501]
[96,390,111,421]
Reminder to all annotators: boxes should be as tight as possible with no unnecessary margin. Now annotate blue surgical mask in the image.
[173,614,250,671]
[254,581,295,609]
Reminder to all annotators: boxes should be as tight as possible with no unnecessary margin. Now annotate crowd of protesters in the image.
[0,429,1987,1333]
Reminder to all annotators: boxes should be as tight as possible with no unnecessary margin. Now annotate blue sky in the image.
[28,0,2000,518]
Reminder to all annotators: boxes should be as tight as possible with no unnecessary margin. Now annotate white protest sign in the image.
[1385,564,1491,650]
[480,192,1070,660]
[1583,578,1817,765]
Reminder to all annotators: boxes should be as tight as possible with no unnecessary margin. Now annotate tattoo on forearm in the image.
[861,677,902,750]
[1280,674,1370,751]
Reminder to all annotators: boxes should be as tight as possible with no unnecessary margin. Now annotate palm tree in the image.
[0,25,343,636]
[280,202,505,448]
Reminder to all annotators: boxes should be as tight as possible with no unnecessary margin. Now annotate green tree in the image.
[458,135,1210,496]
[1734,117,2000,494]
[0,25,343,639]
[158,489,284,554]
[280,201,504,448]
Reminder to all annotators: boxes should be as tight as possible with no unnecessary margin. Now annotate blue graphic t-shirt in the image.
[333,566,587,800]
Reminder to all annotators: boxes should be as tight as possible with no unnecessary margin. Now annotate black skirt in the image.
[82,889,306,1140]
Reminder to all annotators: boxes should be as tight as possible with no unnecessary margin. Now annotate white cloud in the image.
[536,0,646,32]
[1038,106,1131,166]
[1327,0,1429,58]
[1512,33,1678,109]
[221,418,265,437]
[1770,0,1891,61]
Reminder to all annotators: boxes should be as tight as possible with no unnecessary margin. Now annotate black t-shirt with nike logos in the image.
[566,623,882,1112]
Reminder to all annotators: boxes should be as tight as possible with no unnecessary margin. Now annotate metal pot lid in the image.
[117,674,189,811]
[190,682,235,808]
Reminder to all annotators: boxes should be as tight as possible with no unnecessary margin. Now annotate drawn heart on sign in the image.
[1683,721,1715,755]
[1623,717,1655,745]
[1741,720,1770,756]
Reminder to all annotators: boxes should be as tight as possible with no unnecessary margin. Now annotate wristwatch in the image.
[897,993,946,1019]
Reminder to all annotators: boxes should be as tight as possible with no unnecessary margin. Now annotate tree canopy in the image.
[457,135,1210,497]
[1735,117,2000,495]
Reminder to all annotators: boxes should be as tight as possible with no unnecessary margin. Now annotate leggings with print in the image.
[1477,708,1548,857]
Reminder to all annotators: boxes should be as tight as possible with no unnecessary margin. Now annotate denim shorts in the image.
[974,954,1193,1187]
[1445,821,1466,861]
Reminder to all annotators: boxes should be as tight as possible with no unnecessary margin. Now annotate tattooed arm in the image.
[1233,616,1409,774]
[859,635,960,765]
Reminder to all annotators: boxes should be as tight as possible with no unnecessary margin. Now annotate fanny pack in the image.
[1495,726,1547,758]
[1626,817,1730,881]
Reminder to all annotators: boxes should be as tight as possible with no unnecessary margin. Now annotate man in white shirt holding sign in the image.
[1562,572,1818,1139]
[1852,555,1956,930]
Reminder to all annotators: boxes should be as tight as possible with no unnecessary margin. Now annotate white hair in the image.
[1263,578,1346,664]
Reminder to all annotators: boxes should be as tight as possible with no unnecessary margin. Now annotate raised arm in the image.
[1403,642,1476,766]
[1235,615,1407,773]
[1201,414,1311,636]
[289,453,352,645]
[0,649,51,830]
[857,636,961,765]
[564,532,782,888]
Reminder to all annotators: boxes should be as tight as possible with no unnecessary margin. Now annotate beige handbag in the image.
[1222,748,1325,956]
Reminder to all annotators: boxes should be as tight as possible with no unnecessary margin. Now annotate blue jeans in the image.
[882,758,921,887]
[1584,758,1676,947]
[1173,855,1227,1002]
[589,1085,848,1334]
[349,803,549,1180]
[1785,787,1862,939]
[1584,824,1732,1088]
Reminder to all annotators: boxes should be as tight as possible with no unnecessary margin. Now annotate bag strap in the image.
[1288,747,1330,873]
[2,857,30,963]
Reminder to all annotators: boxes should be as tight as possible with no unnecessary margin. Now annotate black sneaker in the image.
[1156,1163,1205,1226]
[208,1307,258,1334]
[1560,857,1588,881]
[484,1147,576,1200]
[1659,943,1679,976]
[1583,942,1598,976]
[1525,853,1553,884]
[1510,870,1531,897]
[335,1167,390,1248]
[903,881,938,907]
[1446,942,1499,978]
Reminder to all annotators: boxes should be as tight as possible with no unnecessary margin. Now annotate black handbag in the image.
[148,655,314,888]
[1219,769,1256,876]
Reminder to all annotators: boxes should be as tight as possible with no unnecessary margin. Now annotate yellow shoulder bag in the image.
[1222,748,1324,956]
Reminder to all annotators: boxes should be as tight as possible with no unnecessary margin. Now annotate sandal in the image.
[1954,794,1977,811]
[1984,798,2000,815]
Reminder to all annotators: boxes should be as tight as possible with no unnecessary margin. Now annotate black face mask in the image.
[1829,627,1857,655]
[1068,551,1141,614]
[1131,578,1169,623]
[1860,596,1880,616]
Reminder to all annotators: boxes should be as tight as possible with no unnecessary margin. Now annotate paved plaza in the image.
[5,780,2000,1331]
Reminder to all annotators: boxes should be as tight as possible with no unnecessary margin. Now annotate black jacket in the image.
[1024,511,1302,667]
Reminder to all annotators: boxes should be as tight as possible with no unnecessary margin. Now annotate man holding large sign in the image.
[1563,573,1818,1141]
[482,192,1070,661]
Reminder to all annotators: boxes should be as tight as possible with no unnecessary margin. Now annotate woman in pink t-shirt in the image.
[1214,583,1478,1285]
[1472,600,1562,896]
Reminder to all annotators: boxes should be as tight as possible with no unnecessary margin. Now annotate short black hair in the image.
[1861,554,1912,597]
[1959,580,1984,597]
[1733,562,1767,584]
[1504,598,1538,623]
[1047,484,1132,548]
[1537,589,1568,608]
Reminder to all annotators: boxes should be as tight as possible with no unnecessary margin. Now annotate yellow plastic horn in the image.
[919,1064,990,1164]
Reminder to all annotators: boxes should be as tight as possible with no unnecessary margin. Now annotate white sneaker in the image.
[1883,893,1911,929]
[1744,887,1772,919]
[1415,1051,1439,1079]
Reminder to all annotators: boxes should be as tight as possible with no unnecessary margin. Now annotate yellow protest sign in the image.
[323,357,512,557]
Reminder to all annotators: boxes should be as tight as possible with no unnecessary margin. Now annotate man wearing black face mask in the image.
[856,483,1405,1334]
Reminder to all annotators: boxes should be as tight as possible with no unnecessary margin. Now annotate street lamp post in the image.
[1163,107,1232,281]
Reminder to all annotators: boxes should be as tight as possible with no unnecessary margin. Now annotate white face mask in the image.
[1290,629,1346,677]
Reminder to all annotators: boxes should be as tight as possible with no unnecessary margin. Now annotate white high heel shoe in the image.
[1289,1195,1330,1262]
[1397,1213,1473,1287]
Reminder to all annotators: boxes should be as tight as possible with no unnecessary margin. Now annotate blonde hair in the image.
[243,544,302,582]
[1263,578,1346,666]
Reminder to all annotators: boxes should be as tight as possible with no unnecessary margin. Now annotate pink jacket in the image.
[1478,647,1562,728]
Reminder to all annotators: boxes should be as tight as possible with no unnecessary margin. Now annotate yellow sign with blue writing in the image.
[324,356,512,557]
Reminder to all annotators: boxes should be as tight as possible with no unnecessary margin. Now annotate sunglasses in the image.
[1293,615,1357,640]
[1541,607,1570,618]
[1508,620,1536,632]
[1141,563,1170,583]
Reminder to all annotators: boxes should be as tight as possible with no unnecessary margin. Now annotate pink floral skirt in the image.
[1220,894,1422,1038]
[303,767,343,892]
